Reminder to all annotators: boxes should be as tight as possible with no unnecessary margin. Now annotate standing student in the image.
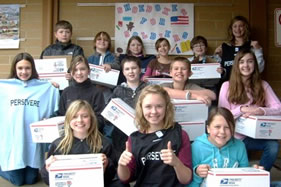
[41,100,116,186]
[142,38,171,80]
[188,107,249,187]
[215,16,264,83]
[111,56,148,161]
[218,49,281,171]
[161,57,216,106]
[87,31,117,103]
[58,55,105,132]
[87,31,118,138]
[40,20,84,58]
[104,36,156,84]
[118,85,192,186]
[0,53,59,186]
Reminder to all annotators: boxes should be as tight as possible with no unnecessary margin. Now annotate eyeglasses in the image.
[193,44,206,48]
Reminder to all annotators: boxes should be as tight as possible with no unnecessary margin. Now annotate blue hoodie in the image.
[187,133,249,187]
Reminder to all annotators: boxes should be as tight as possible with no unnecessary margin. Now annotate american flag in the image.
[170,16,189,25]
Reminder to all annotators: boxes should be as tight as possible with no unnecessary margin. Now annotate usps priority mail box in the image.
[235,115,281,139]
[49,154,103,187]
[30,116,65,143]
[102,98,138,136]
[189,63,221,79]
[179,121,205,141]
[203,168,270,187]
[146,77,173,85]
[89,64,120,87]
[172,99,208,122]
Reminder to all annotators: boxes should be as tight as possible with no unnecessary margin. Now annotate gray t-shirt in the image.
[161,82,204,90]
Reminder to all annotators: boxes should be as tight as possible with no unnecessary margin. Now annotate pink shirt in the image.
[218,81,281,139]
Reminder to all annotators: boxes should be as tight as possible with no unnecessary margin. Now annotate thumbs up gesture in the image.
[118,141,133,166]
[161,141,179,167]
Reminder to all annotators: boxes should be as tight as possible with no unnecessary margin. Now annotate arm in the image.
[260,81,281,115]
[117,140,134,182]
[251,41,264,73]
[73,46,84,57]
[163,86,216,105]
[102,138,117,185]
[91,89,106,132]
[237,140,249,167]
[218,82,244,119]
[58,91,67,116]
[142,66,153,81]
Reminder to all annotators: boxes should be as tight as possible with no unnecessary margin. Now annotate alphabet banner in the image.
[115,3,194,55]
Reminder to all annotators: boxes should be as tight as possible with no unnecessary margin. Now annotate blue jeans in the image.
[243,137,280,171]
[0,166,38,186]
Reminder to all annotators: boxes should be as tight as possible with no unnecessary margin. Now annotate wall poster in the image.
[0,4,20,49]
[115,3,194,55]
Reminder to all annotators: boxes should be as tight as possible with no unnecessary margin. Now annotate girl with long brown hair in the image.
[218,49,281,171]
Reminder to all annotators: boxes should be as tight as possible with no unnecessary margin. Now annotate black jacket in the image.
[40,40,84,58]
[58,78,105,132]
[40,136,116,186]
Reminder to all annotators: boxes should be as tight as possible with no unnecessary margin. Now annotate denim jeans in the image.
[0,166,38,186]
[243,137,280,171]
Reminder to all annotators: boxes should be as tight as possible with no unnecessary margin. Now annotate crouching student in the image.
[188,107,251,187]
[161,57,216,106]
[41,100,115,186]
[118,85,192,186]
[111,56,148,160]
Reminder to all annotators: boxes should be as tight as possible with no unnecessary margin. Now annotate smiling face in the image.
[238,53,255,79]
[157,40,170,57]
[192,42,207,57]
[207,115,232,148]
[72,62,89,83]
[232,20,245,39]
[170,61,191,83]
[129,39,142,56]
[123,61,141,83]
[70,107,91,138]
[16,59,32,81]
[142,93,166,131]
[95,34,110,52]
[55,28,72,43]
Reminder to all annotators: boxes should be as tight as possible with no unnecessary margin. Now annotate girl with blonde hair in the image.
[118,85,192,186]
[41,100,116,186]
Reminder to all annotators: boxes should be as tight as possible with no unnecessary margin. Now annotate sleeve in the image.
[109,55,122,70]
[102,138,117,186]
[40,142,58,185]
[237,140,249,167]
[143,66,153,78]
[91,89,106,132]
[73,46,84,57]
[218,82,244,119]
[251,47,264,73]
[178,130,192,170]
[58,91,67,116]
[259,81,281,115]
[188,141,204,186]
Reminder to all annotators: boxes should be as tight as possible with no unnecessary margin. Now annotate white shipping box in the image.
[30,116,65,143]
[49,154,103,187]
[189,63,221,79]
[172,99,208,122]
[146,77,173,85]
[179,121,205,141]
[89,64,120,87]
[235,115,281,139]
[102,98,138,136]
[203,168,270,187]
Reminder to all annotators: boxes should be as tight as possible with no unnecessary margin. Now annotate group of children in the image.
[0,16,280,187]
